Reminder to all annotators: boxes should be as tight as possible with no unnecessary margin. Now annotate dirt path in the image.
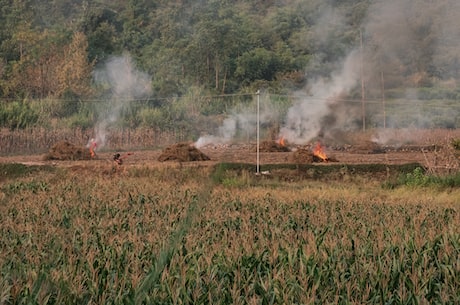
[0,143,452,169]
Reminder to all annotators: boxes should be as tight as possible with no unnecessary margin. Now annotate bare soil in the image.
[0,140,457,171]
[1,129,459,176]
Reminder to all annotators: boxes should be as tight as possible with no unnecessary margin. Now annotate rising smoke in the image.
[197,0,460,147]
[279,49,361,144]
[89,54,152,149]
[364,0,460,144]
[195,96,279,148]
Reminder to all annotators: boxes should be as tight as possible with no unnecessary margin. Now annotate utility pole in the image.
[360,29,366,132]
[381,71,386,129]
[256,90,260,174]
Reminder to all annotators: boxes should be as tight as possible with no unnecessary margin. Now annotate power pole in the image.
[360,29,366,132]
[256,90,260,174]
[381,71,386,129]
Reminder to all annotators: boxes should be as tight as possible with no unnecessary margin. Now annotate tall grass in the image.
[0,163,459,304]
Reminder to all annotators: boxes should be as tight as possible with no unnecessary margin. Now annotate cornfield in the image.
[0,163,459,304]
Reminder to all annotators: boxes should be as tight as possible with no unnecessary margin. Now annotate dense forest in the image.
[1,0,460,100]
[0,0,459,151]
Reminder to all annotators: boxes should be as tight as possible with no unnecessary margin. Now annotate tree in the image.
[80,6,121,63]
[235,48,281,85]
[56,32,94,97]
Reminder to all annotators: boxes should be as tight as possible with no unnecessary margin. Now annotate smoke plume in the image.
[89,54,151,149]
[194,94,279,148]
[197,0,460,147]
[280,50,361,144]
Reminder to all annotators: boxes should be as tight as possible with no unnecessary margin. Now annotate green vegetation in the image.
[0,101,39,129]
[0,163,55,182]
[0,163,459,304]
[1,0,459,152]
[384,168,460,190]
[1,0,460,100]
[452,139,460,150]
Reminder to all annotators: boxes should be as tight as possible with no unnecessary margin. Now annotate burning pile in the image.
[291,148,315,164]
[44,141,92,161]
[258,138,291,152]
[312,142,330,162]
[158,143,210,162]
[291,142,337,164]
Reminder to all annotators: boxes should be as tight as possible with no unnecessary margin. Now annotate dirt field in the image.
[1,129,459,174]
[0,141,458,172]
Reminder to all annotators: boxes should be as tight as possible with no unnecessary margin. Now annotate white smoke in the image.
[89,54,151,149]
[279,49,361,144]
[365,0,460,81]
[197,0,460,148]
[194,94,278,148]
[194,117,237,148]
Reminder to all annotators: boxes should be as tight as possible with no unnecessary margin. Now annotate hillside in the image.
[0,0,459,99]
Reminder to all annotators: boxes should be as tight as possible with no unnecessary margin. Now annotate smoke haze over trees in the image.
[1,0,460,100]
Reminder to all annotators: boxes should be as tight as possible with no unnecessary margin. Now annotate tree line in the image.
[1,0,459,101]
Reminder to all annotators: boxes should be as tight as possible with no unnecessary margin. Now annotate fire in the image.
[89,139,97,158]
[313,142,328,162]
[277,136,286,147]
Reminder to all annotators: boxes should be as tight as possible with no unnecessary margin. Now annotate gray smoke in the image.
[89,54,152,149]
[365,0,460,83]
[194,94,279,148]
[197,0,460,147]
[365,0,460,144]
[282,0,460,145]
[280,50,361,144]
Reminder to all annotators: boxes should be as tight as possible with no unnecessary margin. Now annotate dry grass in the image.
[0,127,180,155]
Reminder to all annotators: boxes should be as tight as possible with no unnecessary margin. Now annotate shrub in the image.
[393,167,460,189]
[452,139,460,150]
[404,167,429,187]
[139,107,164,128]
[0,100,39,129]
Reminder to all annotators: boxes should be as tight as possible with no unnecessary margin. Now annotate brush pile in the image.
[44,141,92,160]
[258,140,291,152]
[291,148,315,164]
[291,147,339,163]
[158,142,210,162]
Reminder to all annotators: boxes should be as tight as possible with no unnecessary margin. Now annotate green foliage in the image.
[1,0,460,99]
[0,100,39,129]
[235,48,282,85]
[0,0,361,97]
[138,107,164,128]
[0,163,54,182]
[452,139,460,150]
[2,180,49,195]
[404,167,430,187]
[65,105,95,129]
[389,167,460,189]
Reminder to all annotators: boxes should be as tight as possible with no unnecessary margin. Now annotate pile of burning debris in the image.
[256,138,336,163]
[291,142,338,164]
[258,138,291,152]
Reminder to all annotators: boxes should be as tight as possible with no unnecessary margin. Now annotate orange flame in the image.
[89,140,97,158]
[277,136,286,146]
[313,142,328,161]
